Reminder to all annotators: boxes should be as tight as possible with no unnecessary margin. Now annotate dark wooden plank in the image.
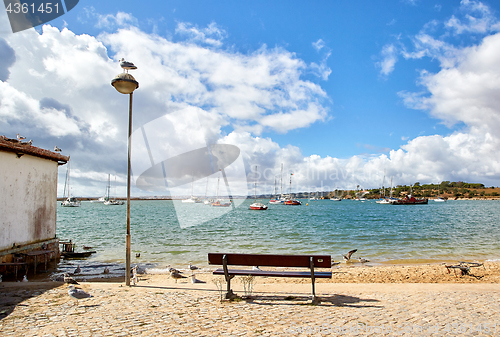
[213,268,332,278]
[208,253,331,268]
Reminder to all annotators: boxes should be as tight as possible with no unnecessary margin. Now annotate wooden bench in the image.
[208,253,332,302]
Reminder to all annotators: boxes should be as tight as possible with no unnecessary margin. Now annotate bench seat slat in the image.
[213,268,332,278]
[208,253,331,268]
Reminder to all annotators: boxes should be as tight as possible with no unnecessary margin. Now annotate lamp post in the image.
[111,64,139,286]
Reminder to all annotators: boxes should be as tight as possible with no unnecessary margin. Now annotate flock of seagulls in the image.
[15,133,62,151]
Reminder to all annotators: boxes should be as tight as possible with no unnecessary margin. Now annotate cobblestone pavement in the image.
[1,282,499,336]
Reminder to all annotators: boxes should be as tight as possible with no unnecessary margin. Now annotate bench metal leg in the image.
[310,257,318,304]
[223,255,236,299]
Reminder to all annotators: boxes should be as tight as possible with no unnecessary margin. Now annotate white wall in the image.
[0,151,58,250]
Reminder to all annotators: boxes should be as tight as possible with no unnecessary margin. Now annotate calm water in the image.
[53,199,500,278]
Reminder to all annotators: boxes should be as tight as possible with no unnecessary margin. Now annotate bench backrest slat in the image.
[208,253,331,268]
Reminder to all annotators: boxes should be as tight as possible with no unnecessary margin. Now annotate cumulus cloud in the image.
[1,19,330,196]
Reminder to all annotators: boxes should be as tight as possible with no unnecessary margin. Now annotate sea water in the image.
[54,199,500,278]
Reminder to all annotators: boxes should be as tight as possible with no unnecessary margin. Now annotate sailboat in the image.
[250,166,268,210]
[269,164,285,204]
[104,175,124,205]
[91,175,110,203]
[283,173,301,205]
[182,177,202,203]
[211,171,231,207]
[203,177,214,205]
[61,161,81,207]
[434,186,447,202]
[330,189,342,201]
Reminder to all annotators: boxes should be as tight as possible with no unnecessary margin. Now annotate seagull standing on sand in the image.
[189,263,199,274]
[343,249,357,262]
[358,257,370,263]
[64,273,79,285]
[167,265,181,274]
[68,285,92,304]
[74,265,81,274]
[103,267,110,274]
[16,133,25,141]
[54,146,62,152]
[120,58,137,73]
[170,271,187,283]
[191,274,206,284]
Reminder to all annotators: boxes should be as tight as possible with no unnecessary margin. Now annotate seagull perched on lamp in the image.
[120,58,137,73]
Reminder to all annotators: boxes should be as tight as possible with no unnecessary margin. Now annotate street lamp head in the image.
[111,73,139,94]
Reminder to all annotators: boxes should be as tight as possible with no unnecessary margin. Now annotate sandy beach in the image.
[1,262,499,336]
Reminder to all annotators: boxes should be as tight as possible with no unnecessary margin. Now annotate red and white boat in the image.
[283,173,301,205]
[284,199,301,205]
[249,165,268,210]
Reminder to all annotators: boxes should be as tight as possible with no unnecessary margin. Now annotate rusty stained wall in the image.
[0,151,58,250]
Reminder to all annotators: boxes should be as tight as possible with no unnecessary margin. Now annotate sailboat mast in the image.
[280,163,283,197]
[254,165,257,202]
[107,174,110,199]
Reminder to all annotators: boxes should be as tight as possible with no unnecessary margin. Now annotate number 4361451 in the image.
[6,2,60,14]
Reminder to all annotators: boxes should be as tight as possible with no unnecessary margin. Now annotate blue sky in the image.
[1,0,500,197]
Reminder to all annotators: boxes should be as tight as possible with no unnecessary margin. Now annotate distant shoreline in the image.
[57,196,500,201]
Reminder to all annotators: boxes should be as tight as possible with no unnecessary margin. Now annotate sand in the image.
[1,262,499,336]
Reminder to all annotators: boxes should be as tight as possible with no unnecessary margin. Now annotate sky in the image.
[1,0,500,198]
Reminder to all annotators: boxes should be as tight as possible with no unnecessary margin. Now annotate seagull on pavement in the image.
[120,58,137,72]
[22,275,28,282]
[343,249,357,262]
[68,285,91,304]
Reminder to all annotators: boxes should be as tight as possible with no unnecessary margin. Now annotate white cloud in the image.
[80,7,138,29]
[377,44,398,76]
[312,39,325,52]
[175,22,226,47]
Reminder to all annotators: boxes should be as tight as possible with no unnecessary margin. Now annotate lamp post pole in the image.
[125,92,133,286]
[111,60,139,287]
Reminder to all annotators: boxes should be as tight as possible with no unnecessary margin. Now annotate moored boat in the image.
[392,194,428,205]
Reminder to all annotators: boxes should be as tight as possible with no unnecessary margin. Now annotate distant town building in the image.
[0,135,68,278]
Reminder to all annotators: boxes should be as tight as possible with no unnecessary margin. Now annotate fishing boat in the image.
[392,194,428,205]
[249,165,268,210]
[61,161,81,207]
